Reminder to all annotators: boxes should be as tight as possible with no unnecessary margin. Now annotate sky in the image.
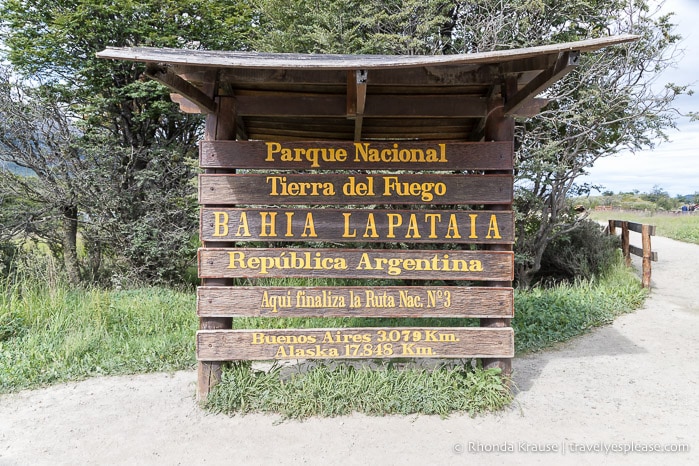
[578,0,699,197]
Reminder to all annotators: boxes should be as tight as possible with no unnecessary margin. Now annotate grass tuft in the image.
[0,279,196,392]
[205,361,512,419]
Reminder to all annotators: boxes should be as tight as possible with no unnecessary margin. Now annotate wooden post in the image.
[198,95,237,402]
[621,221,631,267]
[642,224,652,289]
[480,78,515,378]
[608,219,615,236]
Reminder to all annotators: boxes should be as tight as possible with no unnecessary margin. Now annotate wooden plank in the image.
[213,65,495,87]
[198,93,237,403]
[198,248,514,281]
[197,327,514,360]
[198,174,514,205]
[200,208,515,244]
[621,222,631,267]
[629,244,658,262]
[97,36,638,70]
[611,220,656,236]
[197,286,514,318]
[504,51,579,116]
[144,64,216,114]
[234,94,488,118]
[200,140,513,170]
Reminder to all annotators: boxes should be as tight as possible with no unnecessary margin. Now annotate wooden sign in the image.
[197,286,514,318]
[200,208,514,244]
[199,173,513,205]
[198,248,514,281]
[200,140,513,170]
[197,327,514,360]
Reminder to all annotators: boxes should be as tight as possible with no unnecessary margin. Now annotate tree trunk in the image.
[62,205,80,284]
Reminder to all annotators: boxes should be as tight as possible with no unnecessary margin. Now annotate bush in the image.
[532,218,619,285]
[0,241,18,278]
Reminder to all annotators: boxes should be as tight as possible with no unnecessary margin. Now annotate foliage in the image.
[250,0,685,288]
[0,1,255,285]
[205,361,511,419]
[253,0,455,55]
[0,263,196,392]
[513,259,647,353]
[532,218,619,285]
[0,71,87,283]
[510,1,684,287]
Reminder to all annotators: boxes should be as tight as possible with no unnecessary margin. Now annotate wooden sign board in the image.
[200,140,514,170]
[199,173,513,205]
[198,248,514,281]
[200,208,514,244]
[197,286,514,318]
[197,327,515,360]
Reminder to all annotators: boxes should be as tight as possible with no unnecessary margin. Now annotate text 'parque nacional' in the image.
[264,141,447,168]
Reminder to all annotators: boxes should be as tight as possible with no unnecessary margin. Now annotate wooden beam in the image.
[354,70,367,140]
[145,64,217,114]
[504,51,580,116]
[235,94,488,118]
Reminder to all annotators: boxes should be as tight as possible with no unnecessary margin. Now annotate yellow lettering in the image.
[405,214,421,239]
[212,211,228,237]
[260,212,277,237]
[265,142,281,162]
[424,213,441,239]
[301,213,317,237]
[485,215,502,239]
[445,214,461,239]
[285,212,294,237]
[469,214,478,239]
[387,213,402,239]
[342,212,357,238]
[235,212,251,237]
[363,213,379,238]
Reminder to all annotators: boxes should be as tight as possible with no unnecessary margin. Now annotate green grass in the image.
[513,261,646,353]
[1,258,647,418]
[590,210,699,244]
[206,361,512,419]
[0,280,196,392]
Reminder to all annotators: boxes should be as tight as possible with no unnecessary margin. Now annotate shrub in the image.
[532,218,619,285]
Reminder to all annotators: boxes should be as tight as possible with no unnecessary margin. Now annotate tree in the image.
[511,2,684,286]
[250,0,685,287]
[252,0,456,54]
[0,70,87,283]
[0,0,255,284]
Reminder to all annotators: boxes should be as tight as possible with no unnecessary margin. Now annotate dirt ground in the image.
[1,233,697,465]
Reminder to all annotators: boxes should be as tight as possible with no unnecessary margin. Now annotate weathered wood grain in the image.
[198,248,514,281]
[200,208,514,244]
[199,140,513,170]
[197,286,514,318]
[197,327,514,360]
[610,220,656,236]
[198,173,513,205]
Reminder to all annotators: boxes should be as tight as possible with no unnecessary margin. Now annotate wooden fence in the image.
[607,220,657,289]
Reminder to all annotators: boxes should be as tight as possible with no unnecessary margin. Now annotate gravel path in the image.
[1,234,697,465]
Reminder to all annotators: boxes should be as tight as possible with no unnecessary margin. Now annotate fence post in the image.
[621,221,631,267]
[642,224,652,289]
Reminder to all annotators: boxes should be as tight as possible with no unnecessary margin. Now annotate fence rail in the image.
[607,220,657,288]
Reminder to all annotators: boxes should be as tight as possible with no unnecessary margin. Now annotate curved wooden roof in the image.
[97,35,637,142]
